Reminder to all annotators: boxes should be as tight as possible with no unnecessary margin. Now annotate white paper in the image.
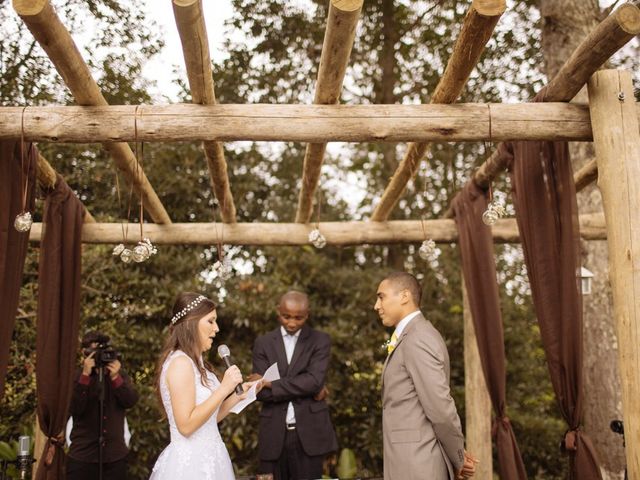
[229,362,279,414]
[262,362,281,382]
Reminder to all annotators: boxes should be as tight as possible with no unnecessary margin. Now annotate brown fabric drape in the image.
[503,140,602,479]
[452,181,528,480]
[0,140,37,400]
[36,174,85,480]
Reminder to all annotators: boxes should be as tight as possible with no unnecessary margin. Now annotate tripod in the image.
[97,365,106,480]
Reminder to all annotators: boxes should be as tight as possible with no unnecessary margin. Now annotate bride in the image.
[150,292,259,479]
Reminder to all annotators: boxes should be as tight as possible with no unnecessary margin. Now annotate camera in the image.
[83,333,119,368]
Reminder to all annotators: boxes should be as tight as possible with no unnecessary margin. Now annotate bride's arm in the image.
[166,356,241,437]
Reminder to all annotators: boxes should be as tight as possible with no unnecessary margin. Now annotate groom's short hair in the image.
[384,271,421,306]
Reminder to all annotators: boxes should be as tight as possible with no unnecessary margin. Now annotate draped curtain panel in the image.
[503,140,602,480]
[35,175,85,480]
[452,181,527,480]
[0,140,37,400]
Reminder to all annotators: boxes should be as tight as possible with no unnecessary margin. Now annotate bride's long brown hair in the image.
[154,292,218,413]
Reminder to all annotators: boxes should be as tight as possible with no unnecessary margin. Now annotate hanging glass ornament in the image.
[482,206,499,226]
[112,243,125,257]
[212,259,233,281]
[132,244,149,263]
[132,238,157,263]
[308,228,327,249]
[418,239,438,261]
[120,248,133,263]
[14,211,33,232]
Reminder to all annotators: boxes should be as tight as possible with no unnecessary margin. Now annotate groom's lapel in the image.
[381,314,422,387]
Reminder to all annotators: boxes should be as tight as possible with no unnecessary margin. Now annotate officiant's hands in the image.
[248,373,271,389]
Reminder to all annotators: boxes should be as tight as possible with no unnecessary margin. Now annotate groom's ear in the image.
[399,288,411,305]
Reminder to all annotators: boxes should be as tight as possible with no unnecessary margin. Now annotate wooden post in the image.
[371,0,506,221]
[31,416,46,480]
[295,0,363,223]
[587,69,640,480]
[13,0,171,225]
[173,0,237,223]
[462,279,493,480]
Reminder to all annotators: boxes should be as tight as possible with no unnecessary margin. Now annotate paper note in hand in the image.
[229,362,279,414]
[262,362,280,382]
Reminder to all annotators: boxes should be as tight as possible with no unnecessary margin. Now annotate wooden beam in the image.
[295,0,362,223]
[443,2,640,219]
[5,102,640,143]
[35,152,95,223]
[463,280,493,480]
[173,0,236,223]
[574,159,597,193]
[13,0,171,225]
[588,69,640,480]
[371,0,506,221]
[26,213,606,245]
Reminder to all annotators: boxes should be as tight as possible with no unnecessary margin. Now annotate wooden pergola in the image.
[4,0,640,477]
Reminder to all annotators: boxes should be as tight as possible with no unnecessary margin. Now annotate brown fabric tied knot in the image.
[491,415,511,440]
[563,428,580,452]
[44,433,65,466]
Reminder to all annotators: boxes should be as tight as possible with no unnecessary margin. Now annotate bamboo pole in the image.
[371,0,506,221]
[587,69,640,480]
[5,102,639,143]
[26,213,605,246]
[295,0,362,223]
[442,3,640,219]
[13,0,171,224]
[173,0,236,223]
[463,280,493,480]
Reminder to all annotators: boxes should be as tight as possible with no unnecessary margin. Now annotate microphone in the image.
[217,344,244,396]
[17,435,32,480]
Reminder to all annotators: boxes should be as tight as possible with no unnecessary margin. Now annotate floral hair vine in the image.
[171,295,207,325]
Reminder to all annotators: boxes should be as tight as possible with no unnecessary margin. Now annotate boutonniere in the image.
[381,337,398,352]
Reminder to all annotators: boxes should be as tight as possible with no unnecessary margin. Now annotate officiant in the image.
[250,290,338,480]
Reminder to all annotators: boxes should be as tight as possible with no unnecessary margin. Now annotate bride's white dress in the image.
[150,350,235,480]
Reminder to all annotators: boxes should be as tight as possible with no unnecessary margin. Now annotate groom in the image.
[375,271,477,480]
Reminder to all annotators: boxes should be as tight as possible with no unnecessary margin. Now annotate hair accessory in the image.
[170,295,207,325]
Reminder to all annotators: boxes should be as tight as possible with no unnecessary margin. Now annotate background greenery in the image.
[2,0,635,478]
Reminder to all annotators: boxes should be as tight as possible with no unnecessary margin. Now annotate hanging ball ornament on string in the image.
[113,239,157,264]
[482,202,506,226]
[120,248,133,264]
[132,238,158,263]
[418,238,438,262]
[308,228,327,249]
[212,259,234,281]
[14,211,33,232]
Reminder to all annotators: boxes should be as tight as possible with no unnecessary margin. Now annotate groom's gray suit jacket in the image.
[382,313,465,479]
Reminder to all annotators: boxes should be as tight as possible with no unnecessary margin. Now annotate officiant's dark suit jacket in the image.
[252,324,338,461]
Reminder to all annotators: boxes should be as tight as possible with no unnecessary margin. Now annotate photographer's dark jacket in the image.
[68,368,139,463]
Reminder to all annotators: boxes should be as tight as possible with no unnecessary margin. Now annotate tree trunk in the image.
[537,1,625,478]
[378,0,404,269]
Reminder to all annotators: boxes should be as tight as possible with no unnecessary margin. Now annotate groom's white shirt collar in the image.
[393,310,421,339]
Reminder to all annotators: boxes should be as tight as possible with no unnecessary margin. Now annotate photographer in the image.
[66,331,139,480]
